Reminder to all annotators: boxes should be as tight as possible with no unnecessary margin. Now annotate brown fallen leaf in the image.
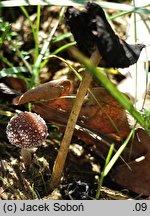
[11,79,133,159]
[123,128,147,160]
[13,79,130,139]
[81,88,130,139]
[1,77,27,93]
[112,155,150,196]
[135,128,150,153]
[31,102,123,157]
[13,79,73,105]
[111,128,150,195]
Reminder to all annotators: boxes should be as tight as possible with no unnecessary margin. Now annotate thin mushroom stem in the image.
[21,148,32,167]
[49,47,101,191]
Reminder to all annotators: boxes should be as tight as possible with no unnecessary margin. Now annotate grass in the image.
[20,5,40,62]
[0,0,149,199]
[96,128,135,199]
[30,6,66,87]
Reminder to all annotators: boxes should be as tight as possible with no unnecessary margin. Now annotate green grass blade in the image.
[0,0,85,7]
[20,6,39,61]
[51,41,76,55]
[110,5,150,20]
[96,143,115,199]
[0,55,13,67]
[96,128,134,199]
[30,7,65,87]
[0,23,11,45]
[0,66,28,78]
[103,129,134,177]
[52,32,72,43]
[0,0,149,15]
[35,5,41,60]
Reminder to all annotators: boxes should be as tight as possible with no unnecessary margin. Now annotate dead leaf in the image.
[135,128,150,153]
[31,101,123,157]
[13,79,73,105]
[1,77,27,93]
[13,80,130,139]
[12,80,131,154]
[111,128,150,195]
[37,87,130,139]
[81,88,130,139]
[123,128,147,160]
[12,78,150,170]
[112,155,150,196]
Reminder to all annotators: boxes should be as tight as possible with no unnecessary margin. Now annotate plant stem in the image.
[96,143,115,199]
[30,7,65,87]
[49,48,101,191]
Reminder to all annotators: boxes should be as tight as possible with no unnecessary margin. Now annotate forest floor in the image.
[0,3,149,200]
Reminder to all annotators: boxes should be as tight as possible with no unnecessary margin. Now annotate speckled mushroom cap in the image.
[6,111,48,148]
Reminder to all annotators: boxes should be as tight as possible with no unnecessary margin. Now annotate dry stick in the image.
[49,48,101,190]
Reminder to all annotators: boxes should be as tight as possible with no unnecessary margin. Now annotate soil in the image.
[0,124,132,200]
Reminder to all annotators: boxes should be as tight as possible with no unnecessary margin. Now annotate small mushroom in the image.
[6,111,48,167]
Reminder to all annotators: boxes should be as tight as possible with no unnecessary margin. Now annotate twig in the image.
[49,47,101,191]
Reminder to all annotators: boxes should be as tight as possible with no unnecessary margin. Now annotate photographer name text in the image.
[3,202,84,213]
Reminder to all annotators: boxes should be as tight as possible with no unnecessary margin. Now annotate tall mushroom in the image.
[6,111,48,167]
[49,2,145,190]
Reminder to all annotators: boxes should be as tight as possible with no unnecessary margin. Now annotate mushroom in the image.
[6,111,48,167]
[65,2,145,68]
[49,2,145,190]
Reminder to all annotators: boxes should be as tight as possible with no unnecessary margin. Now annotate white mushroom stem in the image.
[21,148,32,167]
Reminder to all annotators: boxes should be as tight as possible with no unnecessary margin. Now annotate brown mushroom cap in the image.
[6,111,48,148]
